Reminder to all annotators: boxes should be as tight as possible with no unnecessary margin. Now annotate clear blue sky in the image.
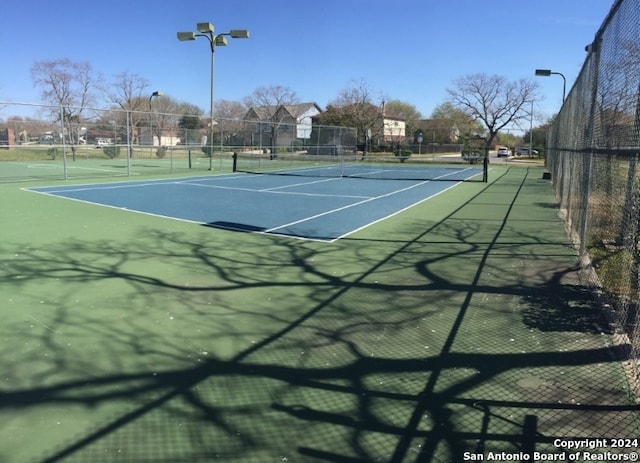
[0,0,613,125]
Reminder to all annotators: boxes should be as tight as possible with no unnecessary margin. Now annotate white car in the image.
[497,147,510,157]
[95,139,111,148]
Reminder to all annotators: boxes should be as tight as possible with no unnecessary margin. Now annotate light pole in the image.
[528,100,534,157]
[177,22,249,170]
[148,90,163,157]
[535,69,566,103]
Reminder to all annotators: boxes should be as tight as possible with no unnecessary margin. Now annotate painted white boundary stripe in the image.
[265,179,433,233]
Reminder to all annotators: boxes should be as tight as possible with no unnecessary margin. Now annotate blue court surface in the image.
[28,170,481,241]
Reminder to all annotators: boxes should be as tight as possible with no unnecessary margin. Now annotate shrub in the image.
[395,149,412,157]
[288,139,304,152]
[201,145,215,157]
[47,147,58,160]
[156,146,168,158]
[103,146,121,159]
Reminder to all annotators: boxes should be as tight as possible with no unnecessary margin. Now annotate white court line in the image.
[25,188,205,225]
[264,168,479,240]
[265,179,433,234]
[260,181,465,243]
[259,176,340,191]
[331,182,462,242]
[179,174,339,191]
[27,163,135,174]
[30,181,175,194]
[182,178,372,200]
[25,175,244,194]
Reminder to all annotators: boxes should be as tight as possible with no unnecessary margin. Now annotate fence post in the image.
[126,110,131,177]
[578,38,602,257]
[60,104,68,180]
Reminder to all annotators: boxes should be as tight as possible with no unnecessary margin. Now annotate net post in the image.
[483,154,488,182]
[232,151,238,172]
[482,146,489,182]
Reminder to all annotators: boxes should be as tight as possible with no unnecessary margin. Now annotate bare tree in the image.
[430,101,484,140]
[446,73,540,152]
[107,72,151,150]
[329,78,386,155]
[214,99,246,120]
[31,58,101,160]
[243,85,299,155]
[108,72,151,110]
[214,99,247,147]
[244,85,298,112]
[147,96,186,151]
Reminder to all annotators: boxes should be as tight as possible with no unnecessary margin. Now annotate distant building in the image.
[138,127,181,146]
[381,111,406,142]
[0,128,15,148]
[244,102,322,149]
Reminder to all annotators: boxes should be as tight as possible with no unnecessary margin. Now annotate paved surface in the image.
[1,165,638,462]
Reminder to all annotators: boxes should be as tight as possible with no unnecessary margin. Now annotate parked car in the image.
[497,147,510,157]
[95,138,111,148]
[515,147,539,157]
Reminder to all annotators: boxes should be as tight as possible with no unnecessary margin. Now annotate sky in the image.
[0,0,614,128]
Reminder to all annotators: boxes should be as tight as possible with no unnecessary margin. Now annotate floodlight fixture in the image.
[176,21,249,170]
[197,22,214,34]
[534,68,566,102]
[177,32,196,41]
[230,29,250,39]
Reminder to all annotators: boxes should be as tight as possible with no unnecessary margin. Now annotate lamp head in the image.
[215,36,228,46]
[230,29,250,39]
[535,69,552,76]
[197,22,214,33]
[177,32,196,41]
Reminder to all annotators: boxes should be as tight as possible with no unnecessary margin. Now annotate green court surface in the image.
[1,165,638,462]
[0,152,228,182]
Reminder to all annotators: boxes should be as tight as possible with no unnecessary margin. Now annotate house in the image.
[312,102,407,151]
[243,102,322,149]
[138,126,182,146]
[381,111,406,142]
[0,128,15,148]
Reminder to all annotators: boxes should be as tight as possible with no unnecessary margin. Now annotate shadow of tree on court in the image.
[1,169,639,462]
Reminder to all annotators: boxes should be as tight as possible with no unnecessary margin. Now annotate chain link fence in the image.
[0,102,356,181]
[546,0,640,394]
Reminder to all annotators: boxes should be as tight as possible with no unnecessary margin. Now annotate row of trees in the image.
[15,58,548,156]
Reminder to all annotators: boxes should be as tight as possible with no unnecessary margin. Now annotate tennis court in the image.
[28,161,485,241]
[2,163,639,462]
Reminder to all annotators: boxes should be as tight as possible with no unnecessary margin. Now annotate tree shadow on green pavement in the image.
[522,266,612,334]
[1,167,638,462]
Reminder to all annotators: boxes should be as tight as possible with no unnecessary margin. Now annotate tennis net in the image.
[232,152,487,182]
